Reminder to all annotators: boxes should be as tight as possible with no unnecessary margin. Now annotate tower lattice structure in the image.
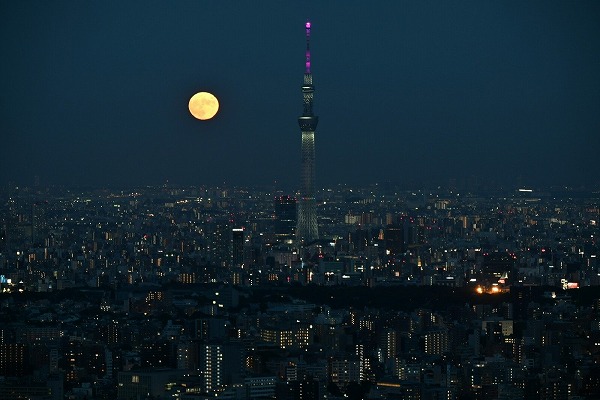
[296,21,319,243]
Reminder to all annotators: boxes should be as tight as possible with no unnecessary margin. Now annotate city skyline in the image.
[1,178,599,398]
[1,1,599,189]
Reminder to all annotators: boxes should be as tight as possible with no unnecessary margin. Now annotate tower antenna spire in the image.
[305,21,311,74]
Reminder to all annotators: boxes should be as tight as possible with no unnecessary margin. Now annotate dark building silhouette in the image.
[231,228,244,267]
[385,226,405,256]
[275,195,297,243]
[276,378,321,399]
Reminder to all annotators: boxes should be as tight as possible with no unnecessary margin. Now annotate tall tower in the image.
[296,21,319,243]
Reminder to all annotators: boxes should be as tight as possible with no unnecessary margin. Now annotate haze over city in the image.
[1,1,599,188]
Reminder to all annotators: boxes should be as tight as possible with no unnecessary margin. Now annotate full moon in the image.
[188,92,219,120]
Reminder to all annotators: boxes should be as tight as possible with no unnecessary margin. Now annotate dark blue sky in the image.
[1,1,599,189]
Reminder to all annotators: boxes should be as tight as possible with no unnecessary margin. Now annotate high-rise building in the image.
[384,225,405,256]
[231,228,244,267]
[198,342,244,392]
[275,195,297,243]
[379,329,397,361]
[210,218,230,267]
[296,21,319,243]
[423,328,449,355]
[0,343,28,376]
[201,343,223,391]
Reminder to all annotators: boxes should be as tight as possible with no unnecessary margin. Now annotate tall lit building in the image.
[201,343,223,391]
[379,329,397,361]
[210,218,230,267]
[296,21,319,243]
[423,328,449,355]
[0,343,28,376]
[198,342,244,392]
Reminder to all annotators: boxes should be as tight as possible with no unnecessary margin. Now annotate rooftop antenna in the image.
[305,21,311,74]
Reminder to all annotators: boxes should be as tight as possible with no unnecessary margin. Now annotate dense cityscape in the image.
[2,2,599,399]
[1,182,599,399]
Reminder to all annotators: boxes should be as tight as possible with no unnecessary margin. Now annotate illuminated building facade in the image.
[296,21,319,243]
[201,343,223,391]
[0,343,28,376]
[198,342,244,393]
[260,327,294,349]
[423,328,449,355]
[379,329,397,361]
[329,357,361,389]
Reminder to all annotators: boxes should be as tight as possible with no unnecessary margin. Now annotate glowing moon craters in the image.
[188,92,219,120]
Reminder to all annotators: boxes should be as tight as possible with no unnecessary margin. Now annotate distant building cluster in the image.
[0,183,599,399]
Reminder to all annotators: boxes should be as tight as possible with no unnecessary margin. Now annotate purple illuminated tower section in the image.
[296,21,319,243]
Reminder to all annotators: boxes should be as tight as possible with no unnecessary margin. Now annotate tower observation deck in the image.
[296,21,319,243]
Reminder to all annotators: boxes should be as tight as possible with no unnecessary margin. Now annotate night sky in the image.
[1,1,599,189]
